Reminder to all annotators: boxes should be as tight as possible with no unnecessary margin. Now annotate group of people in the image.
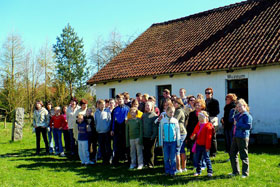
[32,87,252,178]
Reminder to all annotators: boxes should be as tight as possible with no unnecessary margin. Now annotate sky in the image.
[0,0,243,56]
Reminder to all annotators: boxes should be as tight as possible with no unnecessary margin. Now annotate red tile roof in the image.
[88,0,280,85]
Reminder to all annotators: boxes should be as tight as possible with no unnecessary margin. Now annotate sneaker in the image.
[194,173,200,176]
[228,173,239,177]
[60,152,66,157]
[201,167,206,171]
[175,169,182,174]
[129,165,135,169]
[137,165,143,170]
[207,173,213,177]
[182,168,187,172]
[241,175,248,178]
[88,161,95,165]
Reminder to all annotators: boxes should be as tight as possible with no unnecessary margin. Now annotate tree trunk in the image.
[4,116,7,129]
[70,82,73,98]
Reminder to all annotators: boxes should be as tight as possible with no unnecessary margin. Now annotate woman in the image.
[62,106,70,153]
[186,99,206,168]
[230,99,252,178]
[173,98,187,173]
[221,93,237,156]
[33,100,49,155]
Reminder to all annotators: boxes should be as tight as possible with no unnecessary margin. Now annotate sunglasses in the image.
[205,92,212,94]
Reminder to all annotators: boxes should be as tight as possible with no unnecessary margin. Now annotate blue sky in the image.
[0,0,243,56]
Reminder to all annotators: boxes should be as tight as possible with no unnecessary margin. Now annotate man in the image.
[205,88,220,157]
[179,88,188,106]
[110,94,129,165]
[46,101,55,154]
[159,89,171,113]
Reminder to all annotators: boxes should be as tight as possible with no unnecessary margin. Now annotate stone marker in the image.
[12,108,24,141]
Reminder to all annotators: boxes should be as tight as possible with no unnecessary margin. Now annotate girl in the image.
[173,98,187,174]
[158,106,180,176]
[33,100,49,155]
[62,106,70,153]
[229,99,252,178]
[126,107,143,169]
[191,111,213,177]
[141,101,158,168]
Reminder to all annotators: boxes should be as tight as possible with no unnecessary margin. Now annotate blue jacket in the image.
[111,105,129,132]
[158,116,180,147]
[78,120,88,141]
[234,111,252,138]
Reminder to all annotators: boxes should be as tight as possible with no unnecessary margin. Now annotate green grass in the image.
[0,122,280,187]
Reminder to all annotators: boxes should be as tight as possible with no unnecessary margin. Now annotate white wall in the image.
[95,65,280,137]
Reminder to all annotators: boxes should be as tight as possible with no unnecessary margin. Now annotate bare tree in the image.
[0,33,25,127]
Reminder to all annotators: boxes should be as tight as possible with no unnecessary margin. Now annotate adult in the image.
[66,98,80,155]
[46,101,55,154]
[186,99,206,167]
[179,88,188,106]
[62,105,70,153]
[185,95,196,127]
[139,93,149,113]
[205,88,220,157]
[159,89,171,113]
[230,99,252,178]
[33,100,49,155]
[173,98,187,173]
[221,93,237,156]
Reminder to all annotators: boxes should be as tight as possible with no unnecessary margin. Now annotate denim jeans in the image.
[48,127,54,153]
[163,141,177,175]
[53,128,63,154]
[195,144,213,174]
[176,134,187,155]
[78,140,90,164]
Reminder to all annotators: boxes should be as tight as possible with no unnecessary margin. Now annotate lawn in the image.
[0,122,279,187]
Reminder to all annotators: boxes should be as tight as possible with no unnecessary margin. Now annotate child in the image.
[62,106,70,153]
[49,107,66,157]
[158,106,180,176]
[94,99,111,164]
[191,111,213,177]
[126,107,143,170]
[142,101,158,168]
[77,113,94,165]
[110,94,129,165]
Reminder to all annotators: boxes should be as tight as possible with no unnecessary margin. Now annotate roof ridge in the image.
[151,0,262,27]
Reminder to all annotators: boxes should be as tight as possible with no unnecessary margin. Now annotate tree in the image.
[37,41,55,103]
[89,30,136,73]
[53,24,88,97]
[0,33,25,126]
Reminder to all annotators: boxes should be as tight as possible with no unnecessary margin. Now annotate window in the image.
[227,79,248,103]
[157,85,172,112]
[109,88,115,99]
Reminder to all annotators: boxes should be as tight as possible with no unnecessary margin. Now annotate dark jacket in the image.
[223,102,236,130]
[186,110,198,140]
[206,98,220,117]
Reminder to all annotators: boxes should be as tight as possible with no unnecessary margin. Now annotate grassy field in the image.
[0,122,279,187]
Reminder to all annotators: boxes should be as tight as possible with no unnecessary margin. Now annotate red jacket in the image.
[191,122,213,150]
[49,115,67,129]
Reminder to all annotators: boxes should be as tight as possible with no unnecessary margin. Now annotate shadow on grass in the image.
[5,148,231,186]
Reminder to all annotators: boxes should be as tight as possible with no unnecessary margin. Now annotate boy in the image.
[95,99,112,164]
[158,106,180,176]
[49,107,66,157]
[110,94,129,165]
[126,107,143,170]
[77,113,94,165]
